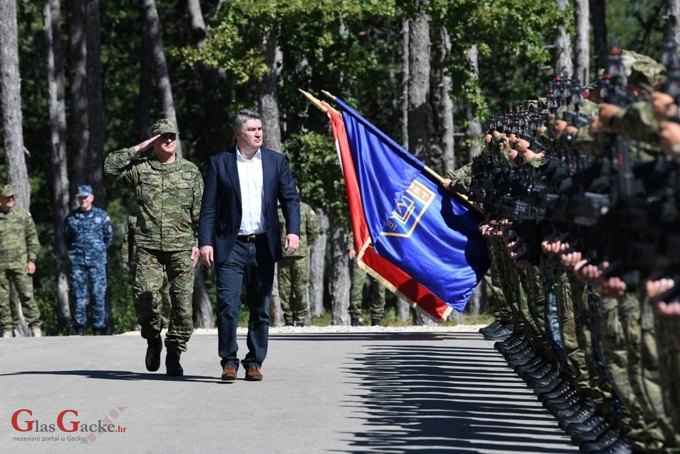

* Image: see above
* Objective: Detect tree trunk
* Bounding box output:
[467,280,486,316]
[401,18,409,149]
[186,0,223,151]
[309,208,328,318]
[85,0,105,205]
[141,0,181,156]
[259,25,282,151]
[555,0,574,77]
[669,1,680,44]
[192,263,214,328]
[259,24,284,326]
[330,225,350,325]
[68,0,89,196]
[0,0,30,208]
[590,0,608,71]
[466,45,482,159]
[44,0,72,333]
[269,269,284,327]
[395,18,412,323]
[139,15,152,139]
[414,309,436,325]
[184,0,216,327]
[1,0,30,336]
[574,0,590,86]
[407,4,431,164]
[439,27,454,173]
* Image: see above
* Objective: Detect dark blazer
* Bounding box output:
[198,147,300,264]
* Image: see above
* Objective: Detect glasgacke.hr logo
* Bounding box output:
[10,407,128,444]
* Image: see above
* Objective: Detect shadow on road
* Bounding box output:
[334,339,575,454]
[0,369,221,383]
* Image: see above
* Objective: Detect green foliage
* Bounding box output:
[608,0,666,62]
[439,0,564,120]
[109,266,137,334]
[283,132,348,226]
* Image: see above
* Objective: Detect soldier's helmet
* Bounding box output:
[0,184,14,197]
[151,119,179,136]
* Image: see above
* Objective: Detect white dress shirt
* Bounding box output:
[236,147,265,235]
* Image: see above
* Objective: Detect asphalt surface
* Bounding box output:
[0,328,578,454]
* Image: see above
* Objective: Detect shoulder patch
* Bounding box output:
[182,172,194,180]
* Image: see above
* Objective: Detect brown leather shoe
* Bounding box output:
[221,365,237,381]
[245,365,263,381]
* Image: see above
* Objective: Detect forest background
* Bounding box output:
[0,0,672,335]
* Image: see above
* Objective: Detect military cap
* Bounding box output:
[0,184,14,197]
[75,184,93,198]
[151,119,179,135]
[620,50,658,75]
[628,61,666,93]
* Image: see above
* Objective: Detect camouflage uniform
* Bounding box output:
[277,201,320,325]
[346,231,386,324]
[121,215,171,329]
[0,185,41,332]
[64,189,113,332]
[104,120,203,354]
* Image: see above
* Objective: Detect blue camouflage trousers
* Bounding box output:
[69,261,107,329]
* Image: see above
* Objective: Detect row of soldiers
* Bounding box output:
[443,39,680,454]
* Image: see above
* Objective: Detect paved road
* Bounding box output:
[0,328,578,454]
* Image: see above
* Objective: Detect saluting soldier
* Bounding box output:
[105,119,203,376]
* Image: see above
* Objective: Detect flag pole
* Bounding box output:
[298,89,327,113]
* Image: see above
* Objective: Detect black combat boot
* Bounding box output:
[145,336,163,372]
[166,351,184,376]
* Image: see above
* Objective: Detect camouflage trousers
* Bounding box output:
[637,290,679,452]
[69,261,107,329]
[134,248,194,353]
[656,311,680,446]
[613,293,666,452]
[496,240,541,339]
[486,241,512,323]
[489,238,522,327]
[522,264,550,353]
[0,268,40,330]
[590,293,666,451]
[549,255,581,378]
[592,295,640,437]
[278,255,310,323]
[130,266,171,330]
[349,259,385,320]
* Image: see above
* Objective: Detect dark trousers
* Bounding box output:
[216,237,275,369]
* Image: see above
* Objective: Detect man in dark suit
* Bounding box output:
[199,108,300,381]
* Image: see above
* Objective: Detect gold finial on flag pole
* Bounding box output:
[321,90,336,100]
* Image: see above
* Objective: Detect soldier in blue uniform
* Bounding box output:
[64,185,113,335]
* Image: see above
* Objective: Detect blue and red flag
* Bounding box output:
[324,98,489,320]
